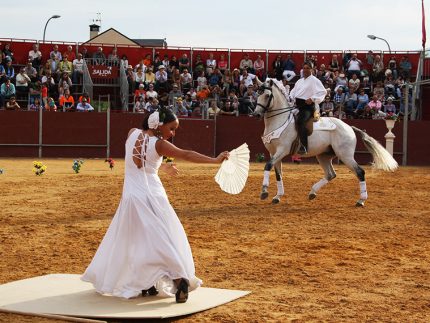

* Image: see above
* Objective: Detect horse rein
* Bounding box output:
[257,84,294,119]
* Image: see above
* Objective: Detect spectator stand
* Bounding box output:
[229,48,267,72]
[267,50,305,80]
[191,47,229,70]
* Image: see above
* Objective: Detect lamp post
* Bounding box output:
[367,34,391,53]
[43,15,61,43]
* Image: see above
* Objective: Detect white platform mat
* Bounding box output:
[0,274,250,319]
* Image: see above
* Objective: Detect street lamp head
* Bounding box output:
[52,15,61,19]
[367,34,377,40]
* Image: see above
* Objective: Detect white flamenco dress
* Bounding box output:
[81,129,202,299]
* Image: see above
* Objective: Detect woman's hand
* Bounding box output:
[216,151,229,163]
[160,163,179,176]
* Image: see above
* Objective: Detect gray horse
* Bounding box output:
[253,78,398,206]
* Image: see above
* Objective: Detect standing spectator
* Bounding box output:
[126,65,135,93]
[231,68,241,93]
[366,50,374,67]
[170,55,179,71]
[162,54,170,72]
[72,53,84,84]
[28,44,42,70]
[193,54,205,77]
[384,72,396,97]
[42,71,57,99]
[239,53,253,72]
[63,45,76,62]
[152,54,162,70]
[81,47,90,59]
[222,70,232,97]
[168,83,182,106]
[24,61,38,82]
[15,67,31,95]
[0,79,16,108]
[399,56,412,79]
[218,54,228,74]
[5,96,20,110]
[321,96,334,117]
[206,53,216,75]
[76,97,94,112]
[253,54,265,80]
[346,54,362,79]
[282,54,296,82]
[272,55,284,80]
[92,47,106,65]
[50,45,62,61]
[178,53,190,72]
[120,54,129,69]
[48,52,60,77]
[372,55,384,83]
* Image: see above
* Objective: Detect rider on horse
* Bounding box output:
[289,61,327,155]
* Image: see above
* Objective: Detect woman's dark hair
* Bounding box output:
[303,60,314,69]
[142,106,177,130]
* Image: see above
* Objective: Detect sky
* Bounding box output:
[2,0,429,51]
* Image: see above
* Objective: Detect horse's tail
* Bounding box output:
[351,126,398,172]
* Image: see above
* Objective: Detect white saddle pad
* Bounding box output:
[313,117,337,131]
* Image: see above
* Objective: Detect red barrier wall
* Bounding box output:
[0,112,428,165]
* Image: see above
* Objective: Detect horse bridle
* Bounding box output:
[257,83,294,119]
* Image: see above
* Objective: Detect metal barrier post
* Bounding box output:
[402,83,409,166]
[106,105,110,159]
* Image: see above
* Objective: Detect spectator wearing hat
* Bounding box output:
[155,65,168,91]
[333,87,346,118]
[76,97,94,112]
[28,44,42,71]
[383,97,396,114]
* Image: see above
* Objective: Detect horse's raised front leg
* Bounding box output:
[272,161,284,204]
[309,153,336,200]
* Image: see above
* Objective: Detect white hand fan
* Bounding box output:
[215,143,250,194]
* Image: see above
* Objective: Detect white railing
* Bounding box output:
[119,60,129,111]
[82,59,94,101]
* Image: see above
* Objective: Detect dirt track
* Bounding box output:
[0,159,429,322]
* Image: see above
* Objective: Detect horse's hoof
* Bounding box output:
[309,193,317,200]
[356,200,365,207]
[260,192,269,200]
[272,197,280,204]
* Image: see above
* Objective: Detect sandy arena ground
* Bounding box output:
[0,158,429,322]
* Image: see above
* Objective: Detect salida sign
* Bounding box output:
[89,65,119,79]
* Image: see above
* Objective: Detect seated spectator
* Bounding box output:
[63,45,76,62]
[144,97,159,113]
[187,87,197,101]
[388,56,398,80]
[107,48,119,66]
[180,68,193,93]
[252,54,265,80]
[0,63,5,83]
[196,70,207,91]
[333,87,345,118]
[161,54,170,72]
[196,85,211,102]
[134,95,146,113]
[178,53,190,72]
[144,67,156,88]
[239,53,253,72]
[45,97,58,112]
[355,88,369,117]
[329,54,340,73]
[28,79,42,104]
[15,67,31,94]
[169,55,179,72]
[92,47,106,65]
[3,43,14,62]
[76,97,94,112]
[134,59,146,73]
[383,96,396,114]
[58,72,72,94]
[399,56,412,79]
[120,54,129,69]
[0,79,16,108]
[134,66,145,89]
[239,69,256,96]
[50,45,62,61]
[142,53,152,67]
[155,65,168,91]
[168,83,182,106]
[365,95,382,119]
[241,84,258,114]
[41,83,48,106]
[348,73,360,93]
[207,100,221,118]
[29,97,43,111]
[344,88,358,118]
[41,71,57,99]
[373,81,385,102]
[24,61,38,82]
[193,54,205,76]
[334,72,348,92]
[78,92,91,104]
[152,54,162,70]
[218,54,228,74]
[346,53,362,79]
[57,56,73,77]
[282,54,296,82]
[272,55,284,80]
[39,61,52,78]
[48,52,60,76]
[208,68,222,89]
[59,89,75,111]
[5,96,20,110]
[4,60,15,81]
[206,53,216,75]
[28,44,42,70]
[372,55,384,83]
[174,97,189,117]
[145,83,158,100]
[72,53,84,84]
[183,93,194,112]
[81,47,90,59]
[384,72,396,97]
[134,84,146,102]
[220,99,238,116]
[321,96,334,117]
[222,70,232,97]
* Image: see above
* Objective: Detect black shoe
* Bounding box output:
[175,279,189,303]
[298,145,308,155]
[142,286,158,297]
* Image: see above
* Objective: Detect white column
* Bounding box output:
[384,119,396,156]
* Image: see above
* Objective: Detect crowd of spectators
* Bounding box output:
[0,42,415,119]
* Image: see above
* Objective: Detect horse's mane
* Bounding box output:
[266,78,290,101]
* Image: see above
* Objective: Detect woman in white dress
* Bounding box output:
[82,107,229,303]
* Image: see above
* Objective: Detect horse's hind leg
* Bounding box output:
[338,156,367,207]
[272,161,284,204]
[309,153,336,200]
